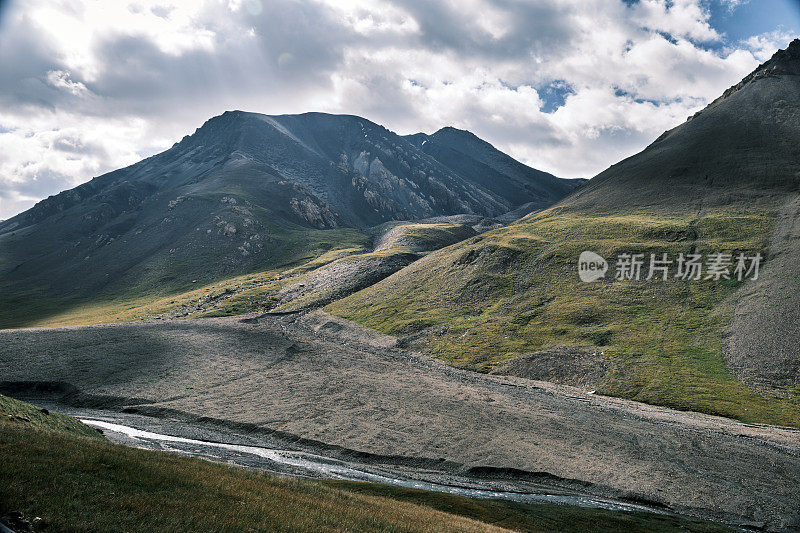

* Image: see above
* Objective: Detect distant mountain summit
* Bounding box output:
[0,111,573,321]
[4,111,572,233]
[406,127,578,211]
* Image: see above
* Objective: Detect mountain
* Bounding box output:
[328,39,800,427]
[0,112,570,327]
[565,38,800,212]
[405,127,581,211]
[3,112,571,233]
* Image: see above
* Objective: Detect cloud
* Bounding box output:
[0,110,157,219]
[0,0,794,219]
[46,70,91,96]
[718,0,749,12]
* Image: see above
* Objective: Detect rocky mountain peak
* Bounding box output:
[718,37,800,101]
[768,37,800,71]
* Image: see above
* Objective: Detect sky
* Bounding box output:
[0,0,799,220]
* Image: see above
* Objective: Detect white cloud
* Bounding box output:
[630,0,719,42]
[719,0,749,12]
[25,1,218,81]
[741,29,798,61]
[45,70,91,96]
[0,0,794,219]
[0,110,165,219]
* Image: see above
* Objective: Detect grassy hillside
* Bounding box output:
[0,394,103,440]
[372,222,477,253]
[0,396,731,532]
[0,218,370,329]
[194,222,479,316]
[0,221,479,328]
[328,206,800,427]
[0,223,370,328]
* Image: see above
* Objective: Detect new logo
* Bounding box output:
[578,251,608,282]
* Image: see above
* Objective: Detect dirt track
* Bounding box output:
[1,311,798,531]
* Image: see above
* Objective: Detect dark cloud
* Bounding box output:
[0,14,67,109]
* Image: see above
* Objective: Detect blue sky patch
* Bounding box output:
[706,0,800,43]
[539,81,575,113]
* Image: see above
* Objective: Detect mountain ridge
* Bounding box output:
[2,111,574,235]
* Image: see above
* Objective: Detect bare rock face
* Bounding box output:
[289,197,338,229]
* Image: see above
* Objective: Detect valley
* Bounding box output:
[0,393,737,533]
[2,38,800,533]
[1,311,798,531]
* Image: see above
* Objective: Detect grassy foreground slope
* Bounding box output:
[0,396,730,532]
[0,394,103,440]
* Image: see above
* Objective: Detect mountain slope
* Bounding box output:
[0,112,569,328]
[564,39,800,213]
[406,126,581,210]
[328,39,800,426]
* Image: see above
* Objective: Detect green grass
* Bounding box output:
[1,227,370,328]
[0,397,733,532]
[373,222,476,252]
[0,394,103,440]
[328,207,800,427]
[2,220,470,327]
